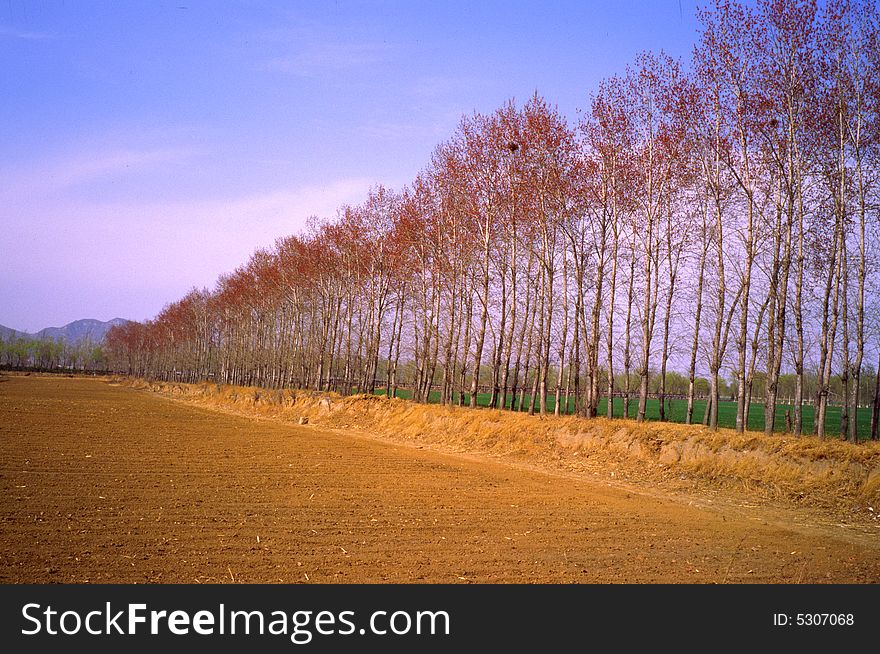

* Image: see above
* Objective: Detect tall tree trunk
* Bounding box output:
[606,227,619,419]
[658,208,680,423]
[538,222,554,417]
[709,191,725,432]
[458,278,474,407]
[734,198,755,433]
[500,236,519,411]
[840,236,850,438]
[743,294,770,432]
[636,216,654,423]
[871,350,880,441]
[623,243,636,420]
[490,255,509,409]
[555,251,570,417]
[792,199,805,438]
[818,221,844,439]
[850,158,867,443]
[510,258,534,412]
[686,223,708,426]
[765,178,792,438]
[390,287,406,400]
[469,231,491,409]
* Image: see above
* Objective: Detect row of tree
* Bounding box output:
[0,336,108,372]
[107,0,880,440]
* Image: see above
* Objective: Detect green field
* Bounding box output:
[375,389,875,440]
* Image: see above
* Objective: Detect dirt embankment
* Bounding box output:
[124,379,880,525]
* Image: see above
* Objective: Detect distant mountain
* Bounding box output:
[0,324,25,341]
[0,318,130,344]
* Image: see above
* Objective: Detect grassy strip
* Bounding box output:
[376,389,876,440]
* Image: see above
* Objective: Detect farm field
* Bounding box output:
[1,374,878,583]
[377,389,876,439]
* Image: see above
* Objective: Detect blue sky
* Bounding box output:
[1,0,701,331]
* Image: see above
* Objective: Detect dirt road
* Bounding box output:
[1,375,877,583]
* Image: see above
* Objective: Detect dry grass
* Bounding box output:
[119,378,880,514]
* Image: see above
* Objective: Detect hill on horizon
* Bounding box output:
[0,318,130,344]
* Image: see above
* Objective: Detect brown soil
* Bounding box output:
[1,374,878,583]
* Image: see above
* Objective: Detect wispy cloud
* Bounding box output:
[251,14,393,77]
[0,25,57,40]
[152,178,377,235]
[4,146,196,197]
[411,76,470,101]
[265,41,392,76]
[58,148,194,189]
[1,177,376,296]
